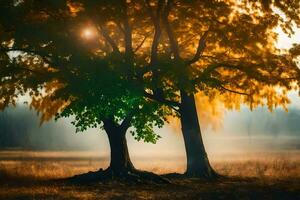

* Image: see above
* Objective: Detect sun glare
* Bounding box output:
[82,28,96,40]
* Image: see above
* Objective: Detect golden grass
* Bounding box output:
[0,151,299,200]
[0,151,300,180]
[212,152,300,179]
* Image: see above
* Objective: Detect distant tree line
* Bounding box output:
[1,106,300,150]
[0,106,89,150]
[229,108,300,137]
[0,107,34,148]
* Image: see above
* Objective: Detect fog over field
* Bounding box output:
[0,102,300,157]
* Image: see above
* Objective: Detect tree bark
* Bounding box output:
[67,119,169,184]
[103,120,135,175]
[180,90,217,178]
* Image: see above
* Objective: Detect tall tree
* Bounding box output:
[0,0,172,182]
[153,0,300,178]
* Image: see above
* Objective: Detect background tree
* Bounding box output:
[150,0,300,178]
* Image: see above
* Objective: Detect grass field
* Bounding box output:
[0,151,300,199]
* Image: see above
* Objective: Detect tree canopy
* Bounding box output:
[0,0,176,144]
[1,0,299,119]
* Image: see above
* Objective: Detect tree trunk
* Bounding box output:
[104,121,135,175]
[180,90,217,178]
[67,119,169,184]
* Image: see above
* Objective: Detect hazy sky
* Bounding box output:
[275,25,300,104]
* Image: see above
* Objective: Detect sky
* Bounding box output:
[275,25,300,106]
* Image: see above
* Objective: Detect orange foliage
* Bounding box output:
[169,91,225,133]
[30,80,70,124]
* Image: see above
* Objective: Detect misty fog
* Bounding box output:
[0,104,300,157]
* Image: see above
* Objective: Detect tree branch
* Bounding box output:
[120,110,135,132]
[133,32,151,53]
[199,62,260,81]
[146,0,164,66]
[121,0,134,61]
[144,91,180,112]
[116,21,125,34]
[0,47,67,72]
[162,0,181,60]
[219,85,250,96]
[186,30,210,65]
[97,25,120,54]
[4,65,46,75]
[198,76,250,96]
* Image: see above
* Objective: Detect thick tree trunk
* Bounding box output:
[180,90,218,178]
[67,119,169,183]
[104,122,135,175]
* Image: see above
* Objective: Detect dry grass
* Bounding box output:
[212,152,300,179]
[0,151,299,199]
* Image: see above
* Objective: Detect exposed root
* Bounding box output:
[131,169,170,184]
[184,169,222,180]
[64,167,170,184]
[163,170,223,181]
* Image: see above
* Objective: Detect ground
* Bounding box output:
[0,151,299,200]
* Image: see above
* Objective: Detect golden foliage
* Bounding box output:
[1,0,299,130]
[67,1,84,16]
[169,91,225,133]
[30,80,70,124]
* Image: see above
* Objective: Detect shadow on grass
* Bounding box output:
[1,171,300,200]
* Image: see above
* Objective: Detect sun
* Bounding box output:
[83,29,92,37]
[81,27,96,40]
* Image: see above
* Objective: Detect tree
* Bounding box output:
[0,0,172,182]
[52,68,171,182]
[153,0,300,178]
